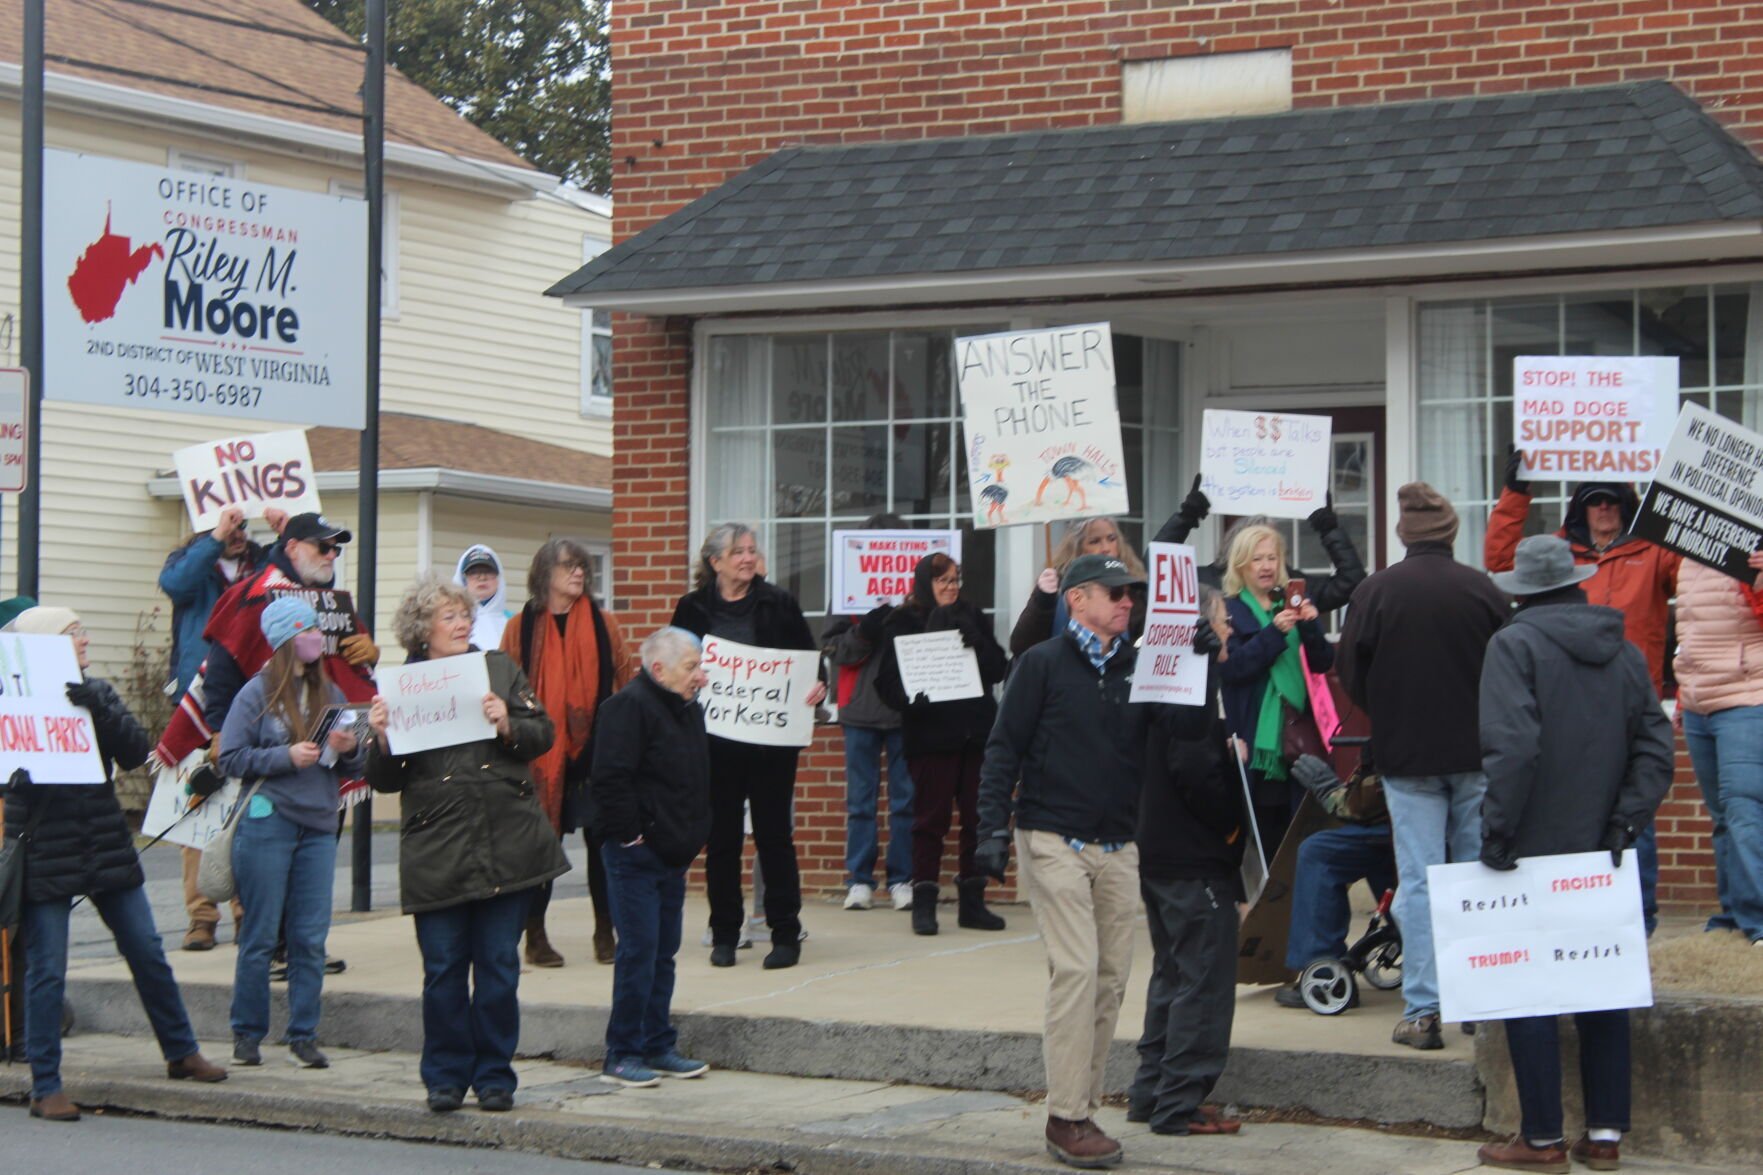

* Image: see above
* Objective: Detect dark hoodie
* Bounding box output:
[874,557,1008,757]
[1478,596,1674,861]
[1138,660,1250,895]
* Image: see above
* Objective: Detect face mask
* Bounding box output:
[292,629,325,664]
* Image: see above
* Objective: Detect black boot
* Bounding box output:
[911,882,939,936]
[957,877,1006,931]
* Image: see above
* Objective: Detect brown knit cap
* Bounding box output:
[1396,481,1459,546]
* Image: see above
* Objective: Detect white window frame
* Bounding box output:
[584,541,613,609]
[329,180,401,319]
[169,149,244,178]
[581,235,613,417]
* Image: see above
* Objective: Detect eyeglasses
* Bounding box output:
[1091,584,1130,602]
[934,574,962,588]
[557,559,586,572]
[65,626,89,639]
[310,540,342,556]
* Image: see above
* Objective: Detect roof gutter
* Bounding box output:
[147,468,612,512]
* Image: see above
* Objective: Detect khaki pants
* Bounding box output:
[1017,828,1140,1121]
[181,845,242,927]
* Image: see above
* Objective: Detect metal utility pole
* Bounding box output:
[16,0,44,596]
[351,0,385,913]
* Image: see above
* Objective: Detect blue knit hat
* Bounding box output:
[262,596,321,652]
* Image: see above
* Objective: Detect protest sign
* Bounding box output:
[378,653,495,755]
[143,755,245,850]
[42,149,366,428]
[1236,792,1329,985]
[1131,542,1208,705]
[956,323,1130,529]
[1513,356,1678,480]
[1199,409,1332,519]
[172,429,321,530]
[830,529,962,613]
[699,636,820,747]
[1428,850,1652,1023]
[1,368,26,493]
[893,630,984,703]
[0,633,107,784]
[1633,402,1763,581]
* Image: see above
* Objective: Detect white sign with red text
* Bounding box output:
[379,652,495,755]
[1,368,27,493]
[1199,409,1332,519]
[830,529,962,613]
[0,634,107,784]
[699,636,820,747]
[1130,542,1209,705]
[172,429,321,530]
[1513,356,1678,480]
[1429,850,1652,1023]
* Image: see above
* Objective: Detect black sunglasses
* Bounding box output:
[1093,584,1129,602]
[314,540,342,556]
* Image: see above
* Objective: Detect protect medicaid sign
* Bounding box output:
[1130,542,1208,705]
[172,429,322,530]
[1633,402,1763,581]
[1513,356,1678,480]
[378,652,496,755]
[0,633,107,784]
[1429,851,1652,1023]
[830,529,961,614]
[698,636,819,747]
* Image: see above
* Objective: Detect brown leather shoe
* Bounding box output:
[1045,1116,1123,1169]
[1571,1136,1621,1171]
[29,1091,81,1121]
[167,1051,229,1083]
[182,920,218,951]
[593,927,616,965]
[525,921,564,968]
[1187,1104,1242,1135]
[1476,1135,1569,1173]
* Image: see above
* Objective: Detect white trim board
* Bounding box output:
[147,468,612,512]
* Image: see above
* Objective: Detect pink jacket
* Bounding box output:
[1674,560,1763,716]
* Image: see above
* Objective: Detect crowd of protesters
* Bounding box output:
[1,445,1742,1173]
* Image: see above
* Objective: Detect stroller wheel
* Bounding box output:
[1362,941,1403,991]
[1298,958,1358,1015]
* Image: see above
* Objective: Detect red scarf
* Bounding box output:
[501,596,616,830]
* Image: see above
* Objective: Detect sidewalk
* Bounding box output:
[1,1031,1734,1174]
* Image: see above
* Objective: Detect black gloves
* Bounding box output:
[857,603,892,642]
[1480,834,1518,872]
[6,768,31,794]
[187,761,226,799]
[1193,617,1223,658]
[1504,445,1531,495]
[1308,493,1338,535]
[1601,819,1637,869]
[974,834,1010,883]
[1290,754,1340,799]
[1177,474,1211,529]
[909,691,932,711]
[65,680,103,712]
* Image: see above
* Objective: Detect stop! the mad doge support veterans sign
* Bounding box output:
[42,149,366,428]
[698,636,820,748]
[1513,356,1678,480]
[1428,850,1652,1024]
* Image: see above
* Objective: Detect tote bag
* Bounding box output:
[196,780,262,904]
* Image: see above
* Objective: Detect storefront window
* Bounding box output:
[1416,283,1763,564]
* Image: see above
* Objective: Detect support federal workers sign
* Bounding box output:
[42,150,366,428]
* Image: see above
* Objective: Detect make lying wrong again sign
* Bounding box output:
[698,636,819,747]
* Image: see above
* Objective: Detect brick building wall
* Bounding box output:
[608,0,1755,906]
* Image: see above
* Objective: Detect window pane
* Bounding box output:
[893,332,953,419]
[1714,283,1761,388]
[955,523,997,620]
[1637,287,1709,389]
[706,335,769,428]
[707,429,768,525]
[591,309,610,330]
[831,333,890,422]
[591,335,612,400]
[1122,425,1144,518]
[1491,300,1559,399]
[831,426,890,514]
[772,335,827,425]
[1562,294,1633,356]
[770,522,827,615]
[773,428,824,518]
[1417,302,1485,402]
[892,421,951,516]
[1114,332,1144,424]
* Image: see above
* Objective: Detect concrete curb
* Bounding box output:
[65,976,1485,1129]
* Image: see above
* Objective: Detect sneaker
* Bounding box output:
[700,925,753,949]
[287,1039,329,1069]
[1476,1135,1569,1173]
[427,1087,465,1113]
[890,882,913,911]
[844,884,875,910]
[1392,1013,1444,1051]
[1570,1136,1622,1171]
[646,1051,710,1079]
[599,1057,660,1088]
[233,1035,262,1067]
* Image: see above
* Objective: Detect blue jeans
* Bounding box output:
[232,808,337,1043]
[1383,772,1486,1020]
[843,725,914,889]
[1684,705,1763,941]
[413,889,532,1094]
[602,840,687,1064]
[23,886,198,1099]
[1285,824,1398,971]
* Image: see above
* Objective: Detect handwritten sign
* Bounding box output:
[378,652,495,755]
[1513,356,1678,479]
[172,429,321,530]
[1130,542,1208,705]
[143,753,246,850]
[831,529,962,614]
[893,630,984,703]
[1633,403,1763,581]
[957,323,1130,529]
[1,368,26,493]
[1429,851,1652,1023]
[1199,409,1331,519]
[699,636,819,747]
[0,634,107,784]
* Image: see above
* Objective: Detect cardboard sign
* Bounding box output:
[143,753,245,850]
[1429,850,1652,1023]
[1513,356,1679,479]
[1199,409,1332,519]
[172,429,321,530]
[830,529,962,614]
[956,323,1130,529]
[1131,542,1209,705]
[378,653,495,754]
[699,636,820,747]
[0,634,107,784]
[0,367,26,493]
[1633,403,1763,581]
[893,630,984,703]
[1236,791,1331,985]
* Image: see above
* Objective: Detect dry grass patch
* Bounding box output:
[1650,928,1763,998]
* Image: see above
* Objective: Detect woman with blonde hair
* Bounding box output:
[1217,524,1334,860]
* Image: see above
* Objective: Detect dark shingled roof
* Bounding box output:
[548,81,1763,301]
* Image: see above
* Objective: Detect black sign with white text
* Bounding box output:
[1632,403,1763,581]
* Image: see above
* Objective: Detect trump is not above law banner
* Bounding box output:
[172,429,322,530]
[1428,851,1652,1023]
[830,529,962,614]
[699,636,819,747]
[1513,356,1678,480]
[1633,403,1763,581]
[0,633,106,784]
[1199,409,1332,519]
[43,150,366,428]
[1130,542,1209,705]
[957,323,1130,529]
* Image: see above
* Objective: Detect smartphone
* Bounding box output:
[1286,577,1308,607]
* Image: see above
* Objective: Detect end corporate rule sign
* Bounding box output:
[1130,542,1208,705]
[1513,356,1678,480]
[1633,403,1763,581]
[42,150,366,429]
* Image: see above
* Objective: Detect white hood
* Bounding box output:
[454,544,511,650]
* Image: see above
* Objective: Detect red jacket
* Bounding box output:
[1484,484,1679,695]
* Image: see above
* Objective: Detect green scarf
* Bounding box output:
[1240,590,1307,782]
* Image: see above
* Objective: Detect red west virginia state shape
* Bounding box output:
[67,207,164,324]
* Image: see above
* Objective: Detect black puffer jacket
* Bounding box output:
[5,677,152,903]
[590,670,713,868]
[874,597,1008,758]
[366,649,570,914]
[1139,661,1249,895]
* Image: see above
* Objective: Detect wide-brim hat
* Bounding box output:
[1490,534,1597,596]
